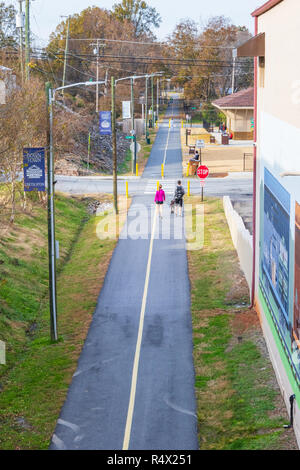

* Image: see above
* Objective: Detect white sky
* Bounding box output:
[5,0,263,46]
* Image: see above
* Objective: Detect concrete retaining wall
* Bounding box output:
[223,196,253,298]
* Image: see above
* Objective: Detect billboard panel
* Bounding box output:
[293,203,300,376]
[260,168,300,382]
[260,168,291,349]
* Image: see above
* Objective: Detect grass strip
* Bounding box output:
[0,193,128,449]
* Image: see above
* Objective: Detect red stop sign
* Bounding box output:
[197,165,209,179]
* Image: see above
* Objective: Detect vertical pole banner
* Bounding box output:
[23,147,45,192]
[122,101,131,119]
[99,111,112,135]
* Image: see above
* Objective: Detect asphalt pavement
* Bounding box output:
[50,102,199,450]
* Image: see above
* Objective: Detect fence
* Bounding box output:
[223,196,253,299]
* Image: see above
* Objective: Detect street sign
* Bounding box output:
[126,136,135,140]
[130,142,141,153]
[122,101,131,119]
[197,165,209,202]
[196,139,205,149]
[23,148,45,192]
[99,111,112,135]
[197,165,209,180]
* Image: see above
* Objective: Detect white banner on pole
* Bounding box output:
[122,101,131,119]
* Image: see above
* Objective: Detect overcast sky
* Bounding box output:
[6,0,262,46]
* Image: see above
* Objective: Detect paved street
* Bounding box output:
[55,171,253,201]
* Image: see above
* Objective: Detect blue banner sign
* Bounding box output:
[23,147,45,192]
[99,111,112,135]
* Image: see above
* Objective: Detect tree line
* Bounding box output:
[0,0,253,223]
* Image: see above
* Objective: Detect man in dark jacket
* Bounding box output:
[174,180,185,216]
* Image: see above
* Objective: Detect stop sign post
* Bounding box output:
[197,165,209,201]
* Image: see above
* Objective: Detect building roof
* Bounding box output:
[212,88,254,109]
[252,0,283,17]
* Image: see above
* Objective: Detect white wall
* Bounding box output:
[255,0,300,447]
[223,196,253,299]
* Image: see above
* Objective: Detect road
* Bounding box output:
[50,102,250,450]
[55,173,252,201]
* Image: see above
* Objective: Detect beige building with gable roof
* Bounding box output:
[212,87,254,141]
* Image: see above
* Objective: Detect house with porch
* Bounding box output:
[212,87,254,141]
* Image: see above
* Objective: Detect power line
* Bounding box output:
[67,37,238,49]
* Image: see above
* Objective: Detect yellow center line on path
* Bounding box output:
[163,126,171,168]
[122,209,158,450]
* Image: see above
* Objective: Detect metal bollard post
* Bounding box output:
[126,181,129,199]
[186,161,190,177]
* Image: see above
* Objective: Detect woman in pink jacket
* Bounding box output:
[154,184,165,218]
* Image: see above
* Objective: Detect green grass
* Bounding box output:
[0,191,123,449]
[188,197,294,450]
[118,148,132,175]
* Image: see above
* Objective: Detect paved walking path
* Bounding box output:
[50,103,198,450]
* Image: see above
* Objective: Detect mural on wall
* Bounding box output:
[292,202,300,375]
[260,169,300,382]
[260,168,291,350]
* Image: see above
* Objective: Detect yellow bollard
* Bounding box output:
[126,181,129,199]
[169,119,171,129]
[186,161,190,177]
[136,163,138,177]
[181,120,183,129]
[188,180,190,197]
[161,164,164,178]
[157,181,159,191]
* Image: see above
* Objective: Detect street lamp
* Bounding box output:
[45,79,106,341]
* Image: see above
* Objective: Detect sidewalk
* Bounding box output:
[50,103,198,450]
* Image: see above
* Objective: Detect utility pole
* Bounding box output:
[232,49,237,94]
[95,40,99,113]
[45,82,58,342]
[111,76,118,214]
[16,0,24,84]
[87,132,91,171]
[156,78,159,123]
[91,40,105,112]
[25,0,30,81]
[62,16,70,99]
[145,75,148,141]
[131,78,136,173]
[151,75,154,126]
[104,69,109,96]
